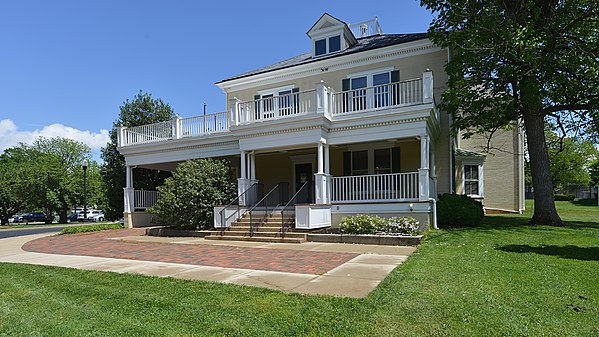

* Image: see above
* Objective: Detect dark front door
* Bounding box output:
[295,163,314,203]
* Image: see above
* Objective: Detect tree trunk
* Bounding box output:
[523,113,563,225]
[59,208,68,224]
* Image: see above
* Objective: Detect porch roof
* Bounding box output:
[456,148,487,158]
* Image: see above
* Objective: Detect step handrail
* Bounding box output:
[219,182,261,235]
[248,182,289,237]
[280,181,311,238]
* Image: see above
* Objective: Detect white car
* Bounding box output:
[88,210,105,222]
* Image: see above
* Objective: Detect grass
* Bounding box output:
[0,200,597,336]
[59,223,124,235]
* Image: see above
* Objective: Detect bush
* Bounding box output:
[149,158,236,230]
[60,223,123,235]
[339,215,420,235]
[554,194,576,201]
[436,193,484,228]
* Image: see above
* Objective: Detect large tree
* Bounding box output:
[545,130,598,190]
[420,0,599,225]
[101,91,174,220]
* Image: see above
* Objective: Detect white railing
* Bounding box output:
[134,190,159,210]
[236,89,317,124]
[121,120,173,146]
[349,17,383,38]
[332,78,423,115]
[180,112,228,137]
[118,112,229,147]
[330,172,419,203]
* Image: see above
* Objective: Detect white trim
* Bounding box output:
[462,162,484,198]
[346,66,394,80]
[257,84,295,96]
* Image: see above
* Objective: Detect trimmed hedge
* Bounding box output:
[437,193,484,228]
[554,194,576,201]
[60,223,124,235]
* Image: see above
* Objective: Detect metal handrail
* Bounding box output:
[248,182,289,237]
[218,182,261,235]
[280,181,311,238]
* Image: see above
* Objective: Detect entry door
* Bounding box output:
[295,163,313,203]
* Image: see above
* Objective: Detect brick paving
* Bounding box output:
[21,229,359,274]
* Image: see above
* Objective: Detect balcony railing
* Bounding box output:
[235,89,317,124]
[118,112,228,147]
[349,17,383,38]
[330,172,419,203]
[134,190,159,210]
[331,78,423,115]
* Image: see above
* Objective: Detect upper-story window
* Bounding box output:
[342,67,400,112]
[254,85,299,120]
[314,35,342,56]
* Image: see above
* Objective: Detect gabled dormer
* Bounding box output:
[306,13,357,57]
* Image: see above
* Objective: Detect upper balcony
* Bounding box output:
[118,71,436,148]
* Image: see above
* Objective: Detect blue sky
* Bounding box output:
[0,0,433,160]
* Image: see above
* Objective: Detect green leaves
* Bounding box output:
[149,158,236,229]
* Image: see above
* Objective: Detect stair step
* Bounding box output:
[205,235,305,244]
[211,231,306,239]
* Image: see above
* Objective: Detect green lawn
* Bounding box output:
[0,201,597,336]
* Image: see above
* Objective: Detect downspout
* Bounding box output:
[429,198,438,229]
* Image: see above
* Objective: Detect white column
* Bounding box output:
[250,152,256,180]
[172,115,182,139]
[124,165,134,214]
[317,142,324,174]
[240,151,247,179]
[324,144,330,203]
[419,136,430,201]
[315,139,328,204]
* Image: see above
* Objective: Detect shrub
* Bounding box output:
[149,158,236,230]
[60,223,123,235]
[381,217,420,235]
[554,194,576,201]
[436,193,484,228]
[339,215,420,235]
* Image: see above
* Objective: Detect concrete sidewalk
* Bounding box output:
[0,231,416,298]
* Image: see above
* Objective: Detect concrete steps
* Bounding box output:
[207,210,303,243]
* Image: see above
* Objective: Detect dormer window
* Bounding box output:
[307,13,357,58]
[314,35,341,56]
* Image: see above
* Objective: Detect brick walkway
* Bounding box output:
[22,229,359,274]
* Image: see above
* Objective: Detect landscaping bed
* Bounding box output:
[308,228,422,246]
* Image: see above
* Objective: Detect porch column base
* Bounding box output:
[238,178,259,206]
[418,168,430,201]
[123,212,133,229]
[314,173,330,204]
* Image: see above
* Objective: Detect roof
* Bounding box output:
[217,33,429,84]
[456,149,487,158]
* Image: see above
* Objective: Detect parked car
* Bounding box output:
[76,210,91,221]
[67,212,79,222]
[88,210,105,222]
[19,212,53,223]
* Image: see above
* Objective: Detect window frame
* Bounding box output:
[462,162,484,198]
[313,34,343,57]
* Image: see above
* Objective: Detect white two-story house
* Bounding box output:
[117,14,525,235]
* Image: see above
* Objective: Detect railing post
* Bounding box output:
[117,126,125,147]
[315,81,329,116]
[419,135,430,201]
[423,70,433,103]
[229,98,241,126]
[172,115,182,139]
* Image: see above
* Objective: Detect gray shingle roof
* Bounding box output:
[217,33,429,84]
[456,149,487,158]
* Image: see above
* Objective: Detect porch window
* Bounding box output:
[352,150,368,175]
[343,147,400,176]
[464,164,482,196]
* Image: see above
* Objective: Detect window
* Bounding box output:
[314,35,342,56]
[343,68,398,112]
[315,39,327,56]
[374,149,391,174]
[351,151,368,175]
[464,164,482,196]
[343,147,400,176]
[329,35,341,52]
[255,85,298,119]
